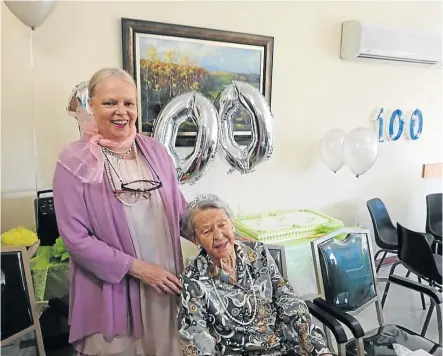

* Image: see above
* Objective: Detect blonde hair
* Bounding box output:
[88,67,136,98]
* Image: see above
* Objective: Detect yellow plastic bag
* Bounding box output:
[1,226,38,246]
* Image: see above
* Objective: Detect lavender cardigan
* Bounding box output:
[52,135,187,344]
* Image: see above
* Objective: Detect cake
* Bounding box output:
[234,209,344,243]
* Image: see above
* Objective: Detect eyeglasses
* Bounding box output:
[104,152,163,204]
[113,179,163,203]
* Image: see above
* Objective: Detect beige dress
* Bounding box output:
[75,155,181,356]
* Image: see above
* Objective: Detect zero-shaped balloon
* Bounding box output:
[153,92,219,185]
[67,81,90,116]
[215,81,275,174]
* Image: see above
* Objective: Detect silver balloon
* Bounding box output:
[215,81,274,174]
[66,81,91,116]
[343,127,379,177]
[153,92,219,185]
[319,129,346,173]
[5,1,56,29]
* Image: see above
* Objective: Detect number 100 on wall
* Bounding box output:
[373,108,423,142]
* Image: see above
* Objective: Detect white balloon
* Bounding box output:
[343,127,379,177]
[5,0,56,29]
[319,129,346,173]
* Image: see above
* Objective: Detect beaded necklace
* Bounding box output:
[103,144,148,207]
[210,258,257,326]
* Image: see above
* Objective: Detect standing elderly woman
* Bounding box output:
[53,67,187,356]
[178,194,334,356]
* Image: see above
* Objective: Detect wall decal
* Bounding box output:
[373,108,423,142]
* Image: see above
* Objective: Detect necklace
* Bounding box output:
[211,266,257,326]
[103,144,134,159]
[220,255,236,277]
[103,144,148,207]
[103,144,134,170]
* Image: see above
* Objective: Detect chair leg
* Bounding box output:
[417,276,427,310]
[375,250,388,273]
[337,343,347,356]
[436,302,442,345]
[421,302,435,337]
[381,261,402,308]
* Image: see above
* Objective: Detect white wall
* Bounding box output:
[1,1,442,234]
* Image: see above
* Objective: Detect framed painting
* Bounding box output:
[122,18,274,147]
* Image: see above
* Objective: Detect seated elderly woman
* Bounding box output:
[178,194,333,356]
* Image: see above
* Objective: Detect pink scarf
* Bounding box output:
[58,106,137,184]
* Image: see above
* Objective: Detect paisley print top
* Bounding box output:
[178,241,332,356]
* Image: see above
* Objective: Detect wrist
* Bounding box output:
[129,259,143,278]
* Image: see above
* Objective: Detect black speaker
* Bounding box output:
[34,190,59,246]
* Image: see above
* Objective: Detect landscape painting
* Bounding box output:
[122,19,274,146]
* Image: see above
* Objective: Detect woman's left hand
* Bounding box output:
[130,259,182,294]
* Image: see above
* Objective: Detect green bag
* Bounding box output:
[30,238,70,302]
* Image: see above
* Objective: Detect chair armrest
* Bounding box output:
[305,300,348,344]
[48,297,69,319]
[428,228,442,240]
[313,298,365,339]
[388,275,442,304]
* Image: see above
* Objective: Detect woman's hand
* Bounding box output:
[129,259,182,295]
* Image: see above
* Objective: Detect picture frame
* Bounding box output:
[1,246,45,356]
[122,18,274,147]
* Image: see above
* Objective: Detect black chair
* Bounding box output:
[309,228,442,356]
[427,193,442,254]
[366,198,399,272]
[382,223,442,338]
[265,244,349,355]
[367,198,436,311]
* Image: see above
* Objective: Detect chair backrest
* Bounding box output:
[266,244,288,280]
[397,223,441,283]
[311,228,383,324]
[426,193,442,235]
[366,198,397,249]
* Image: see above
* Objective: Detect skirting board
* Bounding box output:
[422,163,442,178]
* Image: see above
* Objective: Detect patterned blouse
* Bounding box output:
[178,241,332,356]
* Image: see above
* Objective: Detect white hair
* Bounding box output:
[88,67,135,98]
[182,194,233,241]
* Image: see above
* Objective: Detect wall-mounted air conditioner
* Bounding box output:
[340,20,442,66]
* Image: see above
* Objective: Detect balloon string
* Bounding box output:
[237,173,244,218]
[30,29,38,196]
[355,176,360,227]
